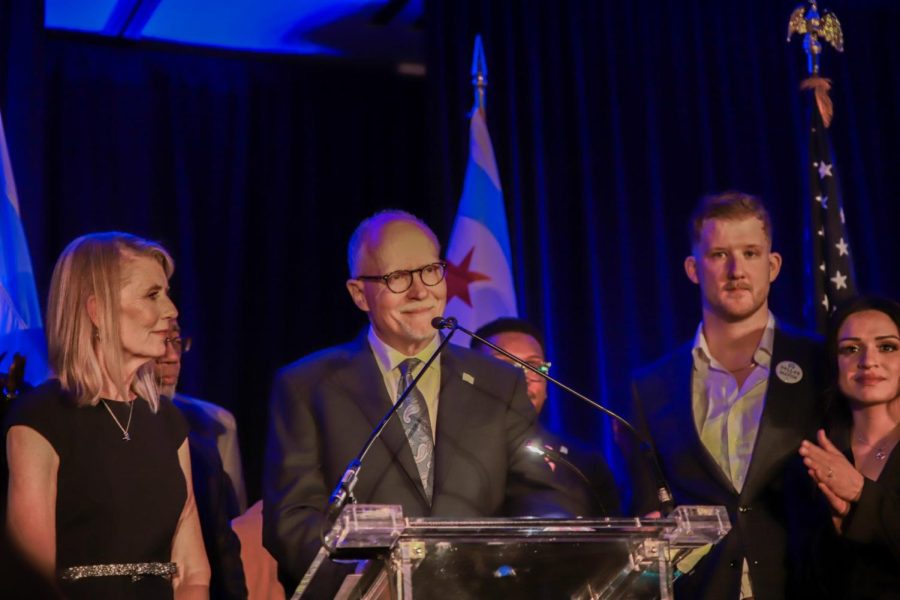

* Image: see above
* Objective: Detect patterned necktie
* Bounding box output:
[397,358,434,502]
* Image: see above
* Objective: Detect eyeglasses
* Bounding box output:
[356,262,448,294]
[511,360,552,379]
[164,336,192,354]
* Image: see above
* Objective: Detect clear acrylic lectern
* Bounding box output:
[320,504,730,599]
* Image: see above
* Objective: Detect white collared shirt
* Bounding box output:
[691,312,776,600]
[367,327,441,436]
[691,312,775,492]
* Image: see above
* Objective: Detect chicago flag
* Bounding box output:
[0,110,49,382]
[444,106,517,340]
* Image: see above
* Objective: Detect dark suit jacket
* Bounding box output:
[805,420,900,599]
[628,327,824,600]
[534,427,621,517]
[174,398,248,599]
[263,333,575,594]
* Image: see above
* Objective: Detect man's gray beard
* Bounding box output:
[159,383,177,399]
[401,323,438,345]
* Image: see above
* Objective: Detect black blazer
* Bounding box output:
[262,333,575,594]
[629,327,824,600]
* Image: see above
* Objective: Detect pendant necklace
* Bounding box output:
[855,430,897,462]
[101,399,134,441]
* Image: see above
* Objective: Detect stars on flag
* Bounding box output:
[817,161,833,179]
[835,238,849,257]
[808,102,855,331]
[830,270,848,290]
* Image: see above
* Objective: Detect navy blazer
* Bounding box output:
[262,333,574,594]
[629,327,824,600]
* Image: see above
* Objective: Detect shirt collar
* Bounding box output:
[367,326,442,373]
[692,312,776,370]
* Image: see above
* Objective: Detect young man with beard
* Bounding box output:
[629,192,824,600]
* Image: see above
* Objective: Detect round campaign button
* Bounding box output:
[775,361,803,384]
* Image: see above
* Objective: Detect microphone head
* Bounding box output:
[524,442,546,457]
[431,316,458,330]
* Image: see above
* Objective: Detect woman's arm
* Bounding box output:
[6,425,59,578]
[171,440,211,600]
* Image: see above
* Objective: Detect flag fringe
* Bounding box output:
[800,76,834,128]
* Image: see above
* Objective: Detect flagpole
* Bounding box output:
[788,1,856,331]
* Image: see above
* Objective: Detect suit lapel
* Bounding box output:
[332,335,427,502]
[432,346,480,503]
[741,330,810,501]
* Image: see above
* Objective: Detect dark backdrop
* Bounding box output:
[3,0,899,505]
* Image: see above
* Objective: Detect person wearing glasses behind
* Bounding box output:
[4,232,209,598]
[798,296,900,599]
[263,210,577,597]
[155,321,248,599]
[471,317,621,516]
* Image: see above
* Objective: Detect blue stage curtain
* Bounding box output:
[2,0,900,505]
[425,0,900,507]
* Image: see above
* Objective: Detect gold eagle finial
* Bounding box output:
[787,1,844,74]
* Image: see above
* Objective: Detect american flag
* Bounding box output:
[808,94,856,332]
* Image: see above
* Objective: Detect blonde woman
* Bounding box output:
[5,232,210,599]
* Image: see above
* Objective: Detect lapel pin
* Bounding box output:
[775,361,803,384]
[462,372,475,385]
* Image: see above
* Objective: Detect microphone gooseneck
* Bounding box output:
[323,325,458,528]
[435,315,675,515]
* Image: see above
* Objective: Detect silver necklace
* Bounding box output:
[855,433,895,461]
[101,399,134,441]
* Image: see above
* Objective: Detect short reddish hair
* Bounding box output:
[689,191,773,249]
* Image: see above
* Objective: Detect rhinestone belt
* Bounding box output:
[60,562,177,582]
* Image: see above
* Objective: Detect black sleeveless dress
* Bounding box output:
[5,380,188,599]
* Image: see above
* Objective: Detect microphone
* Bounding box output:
[323,325,459,527]
[430,316,457,330]
[295,327,461,598]
[435,316,674,515]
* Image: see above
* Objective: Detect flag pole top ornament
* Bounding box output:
[788,1,844,127]
[787,1,844,76]
[470,34,488,113]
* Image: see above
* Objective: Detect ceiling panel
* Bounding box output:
[43,0,424,61]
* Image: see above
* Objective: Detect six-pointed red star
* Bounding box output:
[446,247,491,307]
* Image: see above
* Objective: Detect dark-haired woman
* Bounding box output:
[799,295,900,599]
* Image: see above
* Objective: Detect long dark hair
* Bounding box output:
[826,295,900,432]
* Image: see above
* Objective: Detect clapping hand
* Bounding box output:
[799,429,865,527]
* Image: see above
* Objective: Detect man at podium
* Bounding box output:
[262,210,577,596]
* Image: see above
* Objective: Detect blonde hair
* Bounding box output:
[46,232,175,411]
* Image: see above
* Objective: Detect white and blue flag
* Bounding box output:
[445,106,517,339]
[0,110,49,382]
